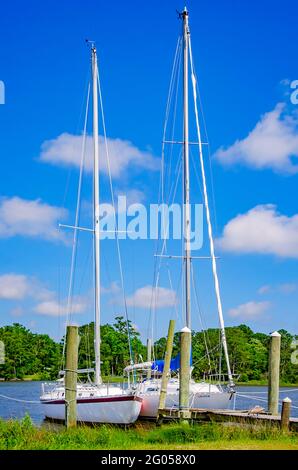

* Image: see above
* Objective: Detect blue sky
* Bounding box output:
[0,0,298,343]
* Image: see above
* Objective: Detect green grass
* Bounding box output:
[0,416,297,450]
[23,374,43,381]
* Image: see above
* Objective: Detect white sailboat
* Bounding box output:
[131,7,235,418]
[40,44,142,424]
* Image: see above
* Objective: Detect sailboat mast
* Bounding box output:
[186,17,234,387]
[91,45,101,385]
[182,8,191,330]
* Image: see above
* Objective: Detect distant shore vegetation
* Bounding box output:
[0,318,297,384]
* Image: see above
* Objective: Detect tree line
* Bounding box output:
[0,319,297,384]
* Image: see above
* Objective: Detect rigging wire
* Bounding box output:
[189,34,233,386]
[194,70,218,234]
[148,36,182,349]
[150,153,182,361]
[57,69,91,354]
[61,83,90,368]
[97,69,134,367]
[163,37,183,203]
[190,263,212,374]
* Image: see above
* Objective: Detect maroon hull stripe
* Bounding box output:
[41,395,142,405]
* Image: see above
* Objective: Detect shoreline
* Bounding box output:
[1,378,298,387]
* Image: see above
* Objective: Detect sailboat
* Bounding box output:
[40,44,142,424]
[130,7,235,418]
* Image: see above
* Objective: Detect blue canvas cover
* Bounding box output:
[151,353,192,372]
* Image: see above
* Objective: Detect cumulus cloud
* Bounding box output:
[39,133,159,178]
[115,189,146,207]
[277,283,297,294]
[0,273,54,301]
[0,274,31,300]
[214,103,298,173]
[258,285,271,295]
[33,297,86,317]
[0,197,67,242]
[126,285,177,309]
[217,204,298,258]
[101,281,121,295]
[229,301,271,319]
[258,283,297,295]
[0,272,87,317]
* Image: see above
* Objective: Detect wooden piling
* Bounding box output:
[268,331,281,416]
[147,338,152,380]
[65,325,79,428]
[158,320,176,414]
[179,326,191,421]
[281,397,292,431]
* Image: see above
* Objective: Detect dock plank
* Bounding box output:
[157,408,298,430]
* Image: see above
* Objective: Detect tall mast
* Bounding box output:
[182,8,191,330]
[187,16,234,387]
[91,45,101,385]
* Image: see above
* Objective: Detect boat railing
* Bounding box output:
[203,373,239,388]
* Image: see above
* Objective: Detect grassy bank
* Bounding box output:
[0,416,297,450]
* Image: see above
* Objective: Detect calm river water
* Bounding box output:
[0,381,297,425]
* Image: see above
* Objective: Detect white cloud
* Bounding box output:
[217,204,298,258]
[0,274,31,300]
[0,197,67,242]
[0,273,55,302]
[126,285,177,309]
[116,189,146,208]
[101,281,121,295]
[258,283,297,295]
[0,272,87,317]
[39,133,159,178]
[258,285,271,295]
[278,283,297,294]
[33,297,86,317]
[229,301,270,319]
[215,103,298,173]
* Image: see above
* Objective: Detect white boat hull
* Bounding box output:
[138,379,234,418]
[41,383,142,424]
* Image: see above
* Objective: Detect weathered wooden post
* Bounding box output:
[147,338,152,380]
[158,319,176,416]
[179,326,191,422]
[281,397,292,431]
[268,331,281,416]
[65,325,79,428]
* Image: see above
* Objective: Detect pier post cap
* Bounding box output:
[180,326,191,333]
[283,397,292,403]
[270,331,281,337]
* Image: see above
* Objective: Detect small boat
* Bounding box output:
[138,379,232,418]
[40,43,142,424]
[41,382,142,424]
[132,7,235,418]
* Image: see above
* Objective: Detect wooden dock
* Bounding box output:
[157,408,298,431]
